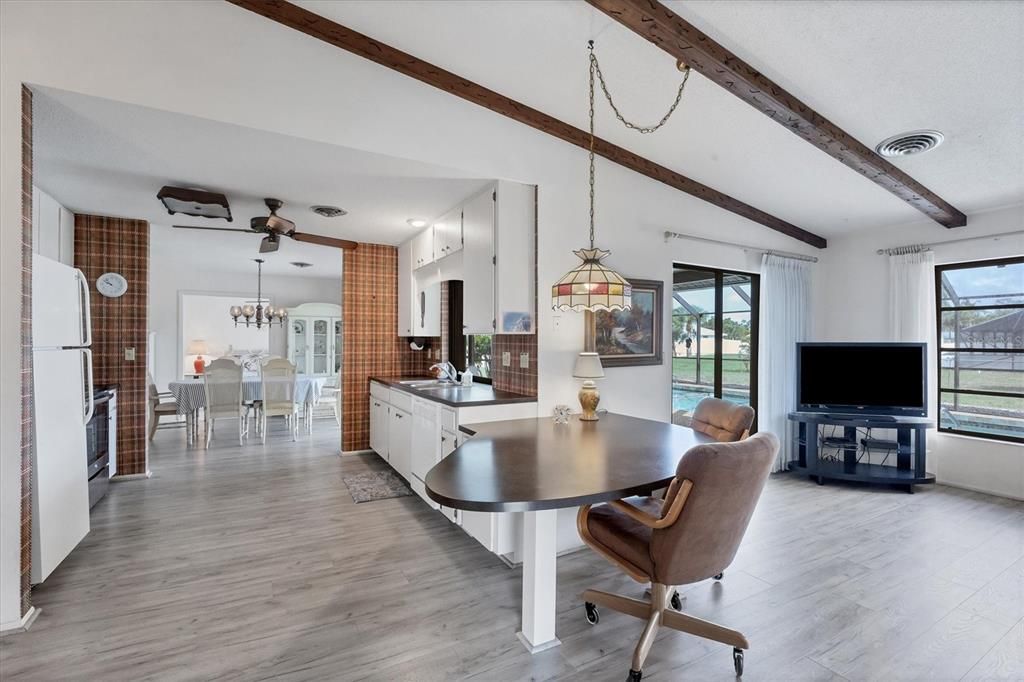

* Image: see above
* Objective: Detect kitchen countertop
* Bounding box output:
[369,376,536,408]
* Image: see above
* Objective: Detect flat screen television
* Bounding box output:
[797,343,927,417]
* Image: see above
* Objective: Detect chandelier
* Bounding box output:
[230,258,287,328]
[552,41,691,312]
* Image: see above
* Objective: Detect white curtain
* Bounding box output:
[889,250,937,418]
[758,254,812,472]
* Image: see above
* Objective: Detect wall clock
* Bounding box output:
[96,272,128,298]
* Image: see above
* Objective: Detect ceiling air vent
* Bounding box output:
[875,130,944,158]
[311,205,347,218]
[290,261,313,269]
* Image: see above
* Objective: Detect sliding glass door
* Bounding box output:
[671,265,759,425]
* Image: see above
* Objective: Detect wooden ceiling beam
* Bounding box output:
[227,0,827,248]
[587,0,966,229]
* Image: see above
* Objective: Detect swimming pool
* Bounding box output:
[672,385,749,413]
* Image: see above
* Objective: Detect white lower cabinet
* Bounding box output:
[368,381,535,561]
[388,407,411,481]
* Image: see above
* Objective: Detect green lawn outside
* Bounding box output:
[672,354,750,388]
[941,368,1022,411]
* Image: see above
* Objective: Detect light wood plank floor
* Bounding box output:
[3,422,1022,681]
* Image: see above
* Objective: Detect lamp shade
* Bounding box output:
[187,339,209,355]
[573,352,605,380]
[552,248,632,312]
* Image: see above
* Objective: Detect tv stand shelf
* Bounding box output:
[787,412,935,493]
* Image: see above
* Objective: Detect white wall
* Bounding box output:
[148,227,341,390]
[814,204,1024,499]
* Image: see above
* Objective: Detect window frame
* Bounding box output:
[934,255,1024,444]
[446,281,492,385]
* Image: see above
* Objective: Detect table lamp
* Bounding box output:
[187,339,209,374]
[573,352,604,421]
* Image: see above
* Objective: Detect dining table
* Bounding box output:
[168,375,328,444]
[425,412,715,654]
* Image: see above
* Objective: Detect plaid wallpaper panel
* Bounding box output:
[20,85,34,617]
[342,244,434,451]
[74,215,150,476]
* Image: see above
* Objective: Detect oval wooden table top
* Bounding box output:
[425,413,716,512]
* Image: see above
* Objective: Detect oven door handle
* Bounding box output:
[82,348,95,425]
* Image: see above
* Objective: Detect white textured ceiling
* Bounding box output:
[32,86,492,274]
[296,0,1024,235]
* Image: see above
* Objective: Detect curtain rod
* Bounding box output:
[663,230,819,263]
[877,229,1024,256]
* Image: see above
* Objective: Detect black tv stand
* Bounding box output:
[787,412,935,493]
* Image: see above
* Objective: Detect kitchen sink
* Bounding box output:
[398,379,453,388]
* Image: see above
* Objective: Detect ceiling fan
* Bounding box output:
[173,198,357,253]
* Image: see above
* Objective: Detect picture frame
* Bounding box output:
[584,278,663,367]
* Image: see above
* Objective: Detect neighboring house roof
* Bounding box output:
[962,310,1024,335]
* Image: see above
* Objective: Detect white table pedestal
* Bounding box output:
[516,508,560,653]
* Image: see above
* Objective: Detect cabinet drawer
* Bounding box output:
[439,407,457,432]
[389,390,413,413]
[410,476,439,510]
[370,381,390,401]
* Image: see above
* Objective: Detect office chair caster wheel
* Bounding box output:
[714,572,724,580]
[584,602,600,625]
[733,648,744,676]
[670,590,682,611]
[626,669,642,682]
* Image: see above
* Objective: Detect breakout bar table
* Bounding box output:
[425,413,714,653]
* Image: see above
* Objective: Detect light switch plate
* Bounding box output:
[124,347,136,361]
[520,353,529,369]
[502,351,511,367]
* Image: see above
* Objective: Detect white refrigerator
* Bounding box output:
[31,254,93,583]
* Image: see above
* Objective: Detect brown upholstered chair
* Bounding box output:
[690,397,755,442]
[577,432,779,681]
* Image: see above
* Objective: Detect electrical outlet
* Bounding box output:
[502,351,511,367]
[124,347,136,361]
[520,353,529,369]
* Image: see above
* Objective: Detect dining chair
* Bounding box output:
[314,371,342,427]
[260,358,299,443]
[689,397,755,442]
[203,358,247,446]
[146,372,180,441]
[577,432,779,681]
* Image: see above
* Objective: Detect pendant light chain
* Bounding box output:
[588,41,597,250]
[590,45,691,135]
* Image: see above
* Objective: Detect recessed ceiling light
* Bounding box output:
[407,218,427,228]
[290,261,313,268]
[311,205,347,218]
[875,130,945,158]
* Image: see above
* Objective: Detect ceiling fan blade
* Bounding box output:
[266,214,295,233]
[259,235,280,253]
[290,232,358,250]
[173,225,255,233]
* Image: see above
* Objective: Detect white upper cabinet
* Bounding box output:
[413,280,441,337]
[33,186,75,267]
[397,240,414,337]
[412,226,434,270]
[433,207,463,261]
[462,188,496,334]
[493,181,536,334]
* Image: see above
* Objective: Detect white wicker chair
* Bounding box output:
[203,358,247,447]
[260,358,299,443]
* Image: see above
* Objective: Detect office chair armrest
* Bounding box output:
[608,479,693,530]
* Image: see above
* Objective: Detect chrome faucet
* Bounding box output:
[429,361,459,383]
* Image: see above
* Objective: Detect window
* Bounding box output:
[936,256,1023,443]
[447,281,492,384]
[671,264,759,427]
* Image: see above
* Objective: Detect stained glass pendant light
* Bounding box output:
[552,42,631,312]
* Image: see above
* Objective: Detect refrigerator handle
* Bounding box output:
[76,268,92,347]
[82,348,95,425]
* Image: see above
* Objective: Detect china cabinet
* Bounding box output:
[286,302,342,378]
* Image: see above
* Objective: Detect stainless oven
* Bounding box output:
[86,387,115,508]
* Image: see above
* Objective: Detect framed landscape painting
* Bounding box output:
[585,278,663,367]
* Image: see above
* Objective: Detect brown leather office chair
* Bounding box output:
[577,432,779,681]
[690,396,755,441]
